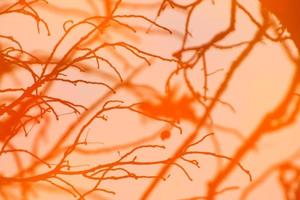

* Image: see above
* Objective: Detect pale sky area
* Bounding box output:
[0,1,299,200]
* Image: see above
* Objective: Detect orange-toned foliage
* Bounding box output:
[1,0,300,200]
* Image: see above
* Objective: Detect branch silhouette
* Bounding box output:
[1,0,300,200]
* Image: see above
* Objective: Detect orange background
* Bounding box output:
[0,0,299,199]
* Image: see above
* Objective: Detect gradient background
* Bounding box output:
[0,0,299,199]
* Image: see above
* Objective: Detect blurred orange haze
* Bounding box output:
[0,1,300,200]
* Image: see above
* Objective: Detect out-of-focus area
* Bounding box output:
[0,0,300,200]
